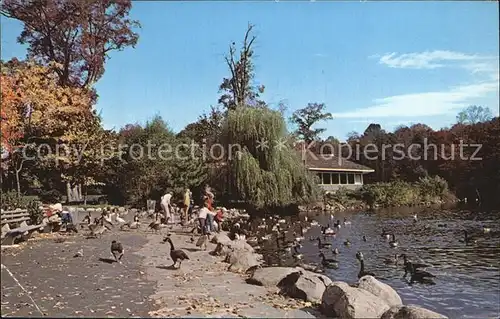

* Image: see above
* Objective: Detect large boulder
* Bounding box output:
[381,305,448,319]
[278,271,329,303]
[226,250,260,273]
[358,275,402,307]
[228,239,254,253]
[210,233,232,245]
[247,267,302,287]
[321,281,390,319]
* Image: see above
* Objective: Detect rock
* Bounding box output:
[277,270,332,303]
[321,281,390,319]
[358,275,402,307]
[381,305,448,319]
[248,267,302,287]
[226,250,260,273]
[227,240,254,253]
[210,233,232,245]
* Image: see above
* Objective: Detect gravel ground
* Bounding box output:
[1,231,157,318]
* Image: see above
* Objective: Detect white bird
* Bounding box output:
[278,219,286,224]
[310,220,319,226]
[413,214,418,222]
[115,214,126,224]
[324,227,335,235]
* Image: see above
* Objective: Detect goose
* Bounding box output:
[399,254,430,277]
[356,252,375,278]
[383,254,399,265]
[343,218,351,226]
[148,220,161,233]
[381,229,391,239]
[319,252,338,269]
[323,225,335,236]
[310,220,319,226]
[407,262,435,285]
[110,240,124,263]
[343,239,351,246]
[164,236,189,269]
[389,234,398,247]
[317,237,332,249]
[362,235,367,242]
[333,220,341,229]
[332,247,339,255]
[292,244,303,260]
[459,230,477,244]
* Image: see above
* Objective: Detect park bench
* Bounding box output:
[1,209,44,245]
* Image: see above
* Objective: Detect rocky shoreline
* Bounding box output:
[141,229,448,319]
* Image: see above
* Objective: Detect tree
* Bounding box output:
[1,0,140,88]
[177,105,224,145]
[0,59,101,198]
[224,107,321,211]
[456,105,493,125]
[289,103,333,144]
[218,24,265,110]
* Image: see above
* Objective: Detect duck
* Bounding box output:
[343,239,351,246]
[332,247,339,255]
[333,220,341,229]
[310,220,319,227]
[317,237,332,249]
[384,254,399,265]
[323,225,335,236]
[413,214,418,222]
[389,234,398,247]
[164,236,189,269]
[459,230,477,244]
[319,252,339,269]
[148,220,161,233]
[115,213,126,224]
[292,244,303,260]
[483,227,491,233]
[356,252,375,278]
[343,218,351,226]
[362,235,367,242]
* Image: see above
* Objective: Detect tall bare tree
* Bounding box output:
[218,23,265,110]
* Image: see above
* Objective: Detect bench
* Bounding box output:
[1,209,44,245]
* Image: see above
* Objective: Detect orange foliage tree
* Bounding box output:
[1,59,107,197]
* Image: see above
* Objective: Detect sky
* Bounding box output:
[1,1,499,141]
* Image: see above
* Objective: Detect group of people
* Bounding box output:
[159,184,224,234]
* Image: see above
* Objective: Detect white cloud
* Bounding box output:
[332,80,498,118]
[332,50,499,119]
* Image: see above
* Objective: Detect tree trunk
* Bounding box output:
[66,182,72,202]
[84,185,88,206]
[15,168,21,199]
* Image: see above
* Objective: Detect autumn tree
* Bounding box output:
[1,0,140,88]
[456,105,493,125]
[0,59,103,198]
[218,24,265,110]
[289,103,333,144]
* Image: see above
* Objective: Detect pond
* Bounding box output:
[251,205,500,318]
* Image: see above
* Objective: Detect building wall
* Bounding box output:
[320,184,363,192]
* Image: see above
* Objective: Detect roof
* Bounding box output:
[300,151,374,173]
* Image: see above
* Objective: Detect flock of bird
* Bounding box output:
[227,212,494,286]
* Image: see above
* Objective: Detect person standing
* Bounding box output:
[198,201,210,235]
[183,188,191,222]
[160,191,172,224]
[204,184,214,211]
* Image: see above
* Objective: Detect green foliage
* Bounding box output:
[290,103,333,144]
[0,191,43,224]
[39,189,62,203]
[225,107,321,209]
[360,176,451,207]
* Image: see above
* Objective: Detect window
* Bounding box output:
[322,173,331,185]
[340,173,347,184]
[354,173,362,184]
[317,173,323,184]
[347,173,355,184]
[331,173,339,184]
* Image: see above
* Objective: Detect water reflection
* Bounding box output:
[249,206,500,318]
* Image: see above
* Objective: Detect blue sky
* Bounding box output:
[2,1,499,140]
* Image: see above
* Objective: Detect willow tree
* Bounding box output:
[223,107,321,210]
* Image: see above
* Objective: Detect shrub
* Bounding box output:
[39,189,63,203]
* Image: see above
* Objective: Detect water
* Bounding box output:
[250,206,500,318]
